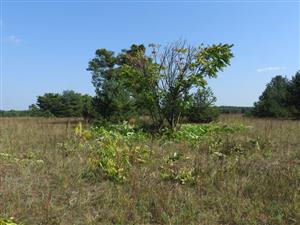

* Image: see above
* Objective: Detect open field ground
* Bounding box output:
[0,115,299,225]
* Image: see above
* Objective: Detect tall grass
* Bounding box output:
[0,116,299,224]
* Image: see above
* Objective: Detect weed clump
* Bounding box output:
[76,122,150,182]
[0,217,23,225]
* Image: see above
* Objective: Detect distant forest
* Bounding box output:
[0,105,252,118]
[2,70,300,121]
[2,70,299,121]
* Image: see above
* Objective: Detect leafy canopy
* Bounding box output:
[35,90,94,118]
[121,41,233,128]
[252,71,300,118]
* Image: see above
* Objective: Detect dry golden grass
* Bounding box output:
[0,116,299,224]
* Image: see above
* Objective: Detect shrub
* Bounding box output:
[187,106,220,123]
[186,87,220,123]
[161,123,248,144]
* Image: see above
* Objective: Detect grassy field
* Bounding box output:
[0,115,299,225]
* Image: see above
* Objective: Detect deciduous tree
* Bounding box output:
[252,76,291,118]
[121,41,233,129]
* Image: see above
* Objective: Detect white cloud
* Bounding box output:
[256,66,286,73]
[7,35,23,44]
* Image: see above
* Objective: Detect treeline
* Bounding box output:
[0,100,254,118]
[218,106,253,114]
[1,87,221,123]
[251,71,300,118]
[0,110,33,117]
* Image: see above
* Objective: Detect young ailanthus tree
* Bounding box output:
[121,41,233,129]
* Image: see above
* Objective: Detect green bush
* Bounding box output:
[161,123,248,144]
[187,106,220,123]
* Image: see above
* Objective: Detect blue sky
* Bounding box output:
[1,0,299,110]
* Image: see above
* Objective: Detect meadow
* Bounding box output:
[0,115,299,225]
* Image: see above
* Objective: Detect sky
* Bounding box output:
[0,0,299,110]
